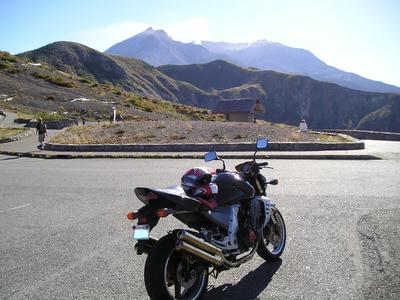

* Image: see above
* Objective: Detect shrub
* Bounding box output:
[234,134,247,139]
[47,77,75,88]
[79,77,92,84]
[169,134,185,140]
[0,51,17,63]
[0,61,11,69]
[32,72,75,87]
[35,112,65,121]
[7,68,21,74]
[32,72,49,79]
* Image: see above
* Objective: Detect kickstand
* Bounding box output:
[209,267,220,279]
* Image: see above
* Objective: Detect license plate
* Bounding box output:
[132,224,150,240]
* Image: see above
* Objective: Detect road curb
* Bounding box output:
[44,139,364,152]
[0,150,381,160]
[319,129,400,141]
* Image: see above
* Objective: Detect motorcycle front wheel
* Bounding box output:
[257,207,286,261]
[144,234,209,300]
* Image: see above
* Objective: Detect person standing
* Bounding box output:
[299,119,308,132]
[36,118,47,150]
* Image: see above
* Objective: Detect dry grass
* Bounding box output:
[50,121,352,145]
[0,128,26,139]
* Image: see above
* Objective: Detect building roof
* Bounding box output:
[214,99,265,114]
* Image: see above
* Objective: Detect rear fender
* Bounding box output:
[135,187,201,211]
[136,203,160,228]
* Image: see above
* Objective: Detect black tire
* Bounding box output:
[257,207,286,261]
[144,234,209,300]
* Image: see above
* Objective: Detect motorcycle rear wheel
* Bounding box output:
[144,234,209,300]
[257,207,286,261]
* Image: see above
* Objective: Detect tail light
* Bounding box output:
[156,208,173,218]
[127,211,138,220]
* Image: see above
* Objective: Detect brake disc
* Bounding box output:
[176,263,197,288]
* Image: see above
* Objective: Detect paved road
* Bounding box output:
[0,157,399,299]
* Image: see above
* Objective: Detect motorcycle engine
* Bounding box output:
[238,198,263,249]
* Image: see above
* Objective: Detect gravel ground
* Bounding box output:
[50,120,351,144]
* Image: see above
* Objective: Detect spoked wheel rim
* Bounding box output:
[163,250,208,300]
[264,209,286,255]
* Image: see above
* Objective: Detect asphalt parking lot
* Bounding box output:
[0,156,399,299]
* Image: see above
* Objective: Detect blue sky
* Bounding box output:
[1,0,399,86]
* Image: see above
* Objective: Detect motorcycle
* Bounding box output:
[127,138,286,300]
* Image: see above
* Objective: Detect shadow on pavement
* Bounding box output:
[205,259,282,299]
[0,156,21,161]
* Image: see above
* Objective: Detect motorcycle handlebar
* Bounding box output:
[258,162,268,167]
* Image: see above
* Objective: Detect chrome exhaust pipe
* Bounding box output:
[176,230,223,256]
[176,241,224,266]
[175,230,258,268]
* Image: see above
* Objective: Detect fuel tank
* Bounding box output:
[213,172,255,205]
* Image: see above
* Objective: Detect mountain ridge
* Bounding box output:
[106,27,221,66]
[105,28,400,94]
[7,41,400,132]
[158,60,399,131]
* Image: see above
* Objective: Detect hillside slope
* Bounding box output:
[20,42,219,108]
[12,42,400,132]
[201,40,400,94]
[357,97,400,132]
[159,60,400,131]
[0,51,221,122]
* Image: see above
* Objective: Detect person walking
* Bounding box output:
[36,118,47,150]
[0,110,6,127]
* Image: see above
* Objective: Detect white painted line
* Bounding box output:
[0,204,31,213]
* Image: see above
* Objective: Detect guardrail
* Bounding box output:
[318,129,400,141]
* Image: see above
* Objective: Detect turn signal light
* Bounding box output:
[127,211,137,220]
[156,209,172,218]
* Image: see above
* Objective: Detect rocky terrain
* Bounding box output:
[0,50,220,122]
[50,120,349,145]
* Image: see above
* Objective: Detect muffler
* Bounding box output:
[176,241,224,265]
[176,230,223,255]
[176,230,224,266]
[175,230,258,268]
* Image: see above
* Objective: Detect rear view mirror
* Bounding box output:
[256,138,268,149]
[204,151,217,162]
[268,178,278,185]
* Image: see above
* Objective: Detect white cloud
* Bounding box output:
[70,21,151,51]
[165,17,211,43]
